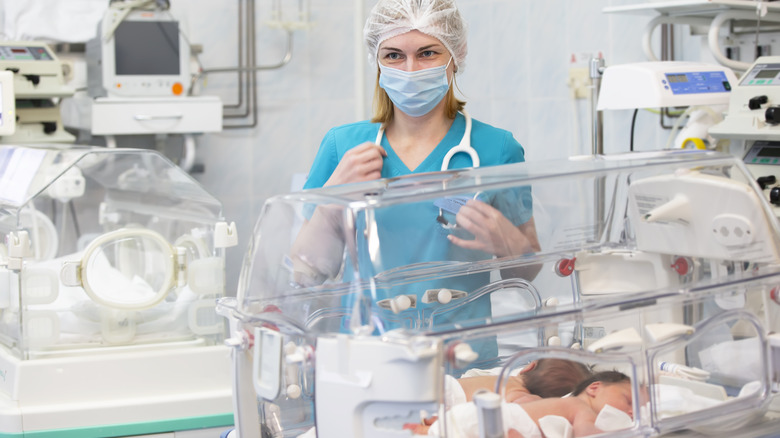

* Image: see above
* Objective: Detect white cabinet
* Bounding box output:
[90,96,222,135]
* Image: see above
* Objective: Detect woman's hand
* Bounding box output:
[325,142,387,186]
[448,199,539,258]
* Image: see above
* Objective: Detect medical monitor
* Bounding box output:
[739,61,780,86]
[597,61,738,110]
[87,8,190,98]
[0,71,15,136]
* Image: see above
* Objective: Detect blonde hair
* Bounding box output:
[370,69,465,124]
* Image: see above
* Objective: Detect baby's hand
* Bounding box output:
[402,423,430,435]
[402,415,437,435]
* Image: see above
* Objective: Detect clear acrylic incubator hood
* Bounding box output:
[0,144,236,437]
[220,149,780,438]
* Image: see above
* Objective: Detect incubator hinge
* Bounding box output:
[214,221,238,248]
[7,231,32,271]
[224,329,251,351]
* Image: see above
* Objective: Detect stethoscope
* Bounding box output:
[374,109,481,229]
[374,109,479,171]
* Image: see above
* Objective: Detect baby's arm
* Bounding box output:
[570,407,601,437]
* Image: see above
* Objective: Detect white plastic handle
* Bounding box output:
[134,114,183,121]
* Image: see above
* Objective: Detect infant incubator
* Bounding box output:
[220,150,780,437]
[0,144,236,436]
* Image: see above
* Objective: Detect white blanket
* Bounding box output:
[427,401,543,438]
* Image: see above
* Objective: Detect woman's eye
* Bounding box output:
[420,50,436,58]
[386,52,402,60]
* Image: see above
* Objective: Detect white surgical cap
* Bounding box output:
[364,0,468,71]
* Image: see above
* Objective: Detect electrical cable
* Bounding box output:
[630,109,638,152]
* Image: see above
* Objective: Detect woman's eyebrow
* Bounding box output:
[379,44,444,53]
[416,44,443,52]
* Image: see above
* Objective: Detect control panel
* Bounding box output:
[744,141,780,215]
[664,70,732,95]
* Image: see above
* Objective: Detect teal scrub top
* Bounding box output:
[303,113,532,365]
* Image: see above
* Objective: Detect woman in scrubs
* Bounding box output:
[294,0,541,365]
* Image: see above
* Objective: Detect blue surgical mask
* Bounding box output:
[378,58,452,117]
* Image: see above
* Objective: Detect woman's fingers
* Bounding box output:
[326,142,387,186]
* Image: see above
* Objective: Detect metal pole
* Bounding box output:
[590,56,606,155]
[589,56,606,238]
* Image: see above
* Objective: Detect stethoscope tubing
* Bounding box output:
[374,109,479,171]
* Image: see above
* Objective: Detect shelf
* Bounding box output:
[602,0,780,71]
[603,0,780,17]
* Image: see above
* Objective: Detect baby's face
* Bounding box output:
[597,382,633,418]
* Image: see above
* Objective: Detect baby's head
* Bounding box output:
[521,358,593,398]
[572,370,633,418]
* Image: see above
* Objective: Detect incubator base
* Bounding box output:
[661,393,780,438]
[0,342,233,437]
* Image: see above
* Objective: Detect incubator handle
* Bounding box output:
[252,327,283,400]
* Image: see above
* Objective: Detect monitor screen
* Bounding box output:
[114,21,180,76]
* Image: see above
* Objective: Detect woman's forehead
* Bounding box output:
[379,30,445,51]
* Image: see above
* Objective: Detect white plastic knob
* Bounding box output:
[453,343,478,364]
[545,297,559,307]
[391,295,412,313]
[438,289,452,304]
[287,384,302,399]
[547,336,561,346]
[284,341,298,355]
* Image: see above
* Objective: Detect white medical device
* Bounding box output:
[87,6,190,98]
[0,41,74,143]
[710,56,780,141]
[597,61,738,110]
[708,56,780,214]
[77,2,222,171]
[0,42,74,99]
[0,71,15,136]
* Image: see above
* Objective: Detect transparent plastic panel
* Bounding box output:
[0,145,227,359]
[234,151,780,335]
